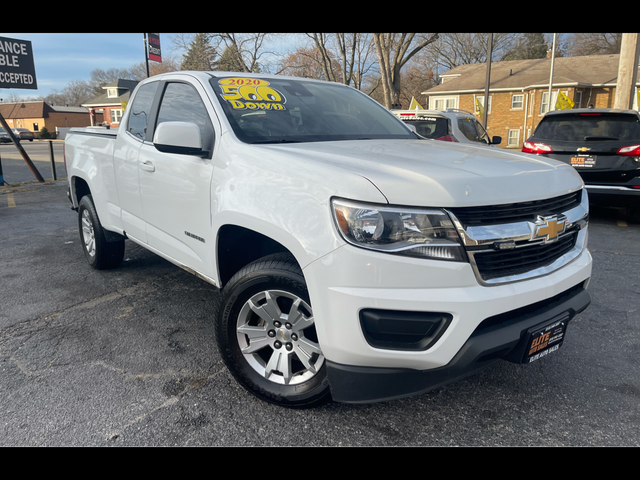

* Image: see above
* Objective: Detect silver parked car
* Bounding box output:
[392,108,501,147]
[12,128,35,142]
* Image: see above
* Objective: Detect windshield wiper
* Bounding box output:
[250,139,302,144]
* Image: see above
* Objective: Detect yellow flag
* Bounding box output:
[555,91,574,110]
[121,101,128,112]
[475,97,485,118]
[408,97,424,110]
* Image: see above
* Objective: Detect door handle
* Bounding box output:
[140,161,155,172]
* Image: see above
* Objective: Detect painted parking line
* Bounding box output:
[617,219,627,227]
[6,192,15,207]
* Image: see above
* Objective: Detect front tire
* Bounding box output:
[78,195,124,270]
[215,253,331,408]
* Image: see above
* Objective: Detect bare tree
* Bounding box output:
[279,46,341,80]
[372,33,439,109]
[426,33,522,72]
[210,33,281,73]
[88,67,135,95]
[336,33,377,90]
[128,55,181,78]
[307,33,337,82]
[297,34,377,89]
[565,33,622,56]
[501,33,549,61]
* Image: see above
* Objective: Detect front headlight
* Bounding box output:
[331,199,467,262]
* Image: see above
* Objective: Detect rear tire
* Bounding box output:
[214,253,331,408]
[78,195,124,270]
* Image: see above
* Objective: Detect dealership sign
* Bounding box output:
[0,36,37,90]
[147,33,162,62]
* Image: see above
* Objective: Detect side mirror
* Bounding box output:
[153,121,208,156]
[491,136,502,145]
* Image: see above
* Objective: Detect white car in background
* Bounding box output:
[392,108,502,147]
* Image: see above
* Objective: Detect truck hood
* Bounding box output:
[260,139,584,207]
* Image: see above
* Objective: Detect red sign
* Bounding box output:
[147,33,162,63]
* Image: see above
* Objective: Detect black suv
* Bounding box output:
[523,108,640,220]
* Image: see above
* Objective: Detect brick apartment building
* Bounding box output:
[423,54,639,149]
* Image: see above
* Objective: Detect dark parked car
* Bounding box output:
[0,127,12,143]
[523,108,640,220]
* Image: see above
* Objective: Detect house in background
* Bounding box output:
[0,101,99,137]
[81,79,139,128]
[422,54,639,149]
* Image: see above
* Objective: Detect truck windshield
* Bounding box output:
[210,76,416,144]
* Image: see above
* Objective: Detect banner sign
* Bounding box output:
[147,33,162,62]
[0,36,37,89]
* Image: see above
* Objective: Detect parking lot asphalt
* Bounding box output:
[0,180,639,446]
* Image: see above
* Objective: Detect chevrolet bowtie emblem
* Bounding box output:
[577,147,591,152]
[532,215,567,243]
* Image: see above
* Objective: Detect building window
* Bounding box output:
[574,91,583,109]
[540,90,570,114]
[540,92,550,114]
[107,88,119,98]
[432,96,458,111]
[529,92,535,116]
[507,129,520,147]
[110,109,123,124]
[511,94,524,110]
[474,95,492,115]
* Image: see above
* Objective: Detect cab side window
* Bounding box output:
[457,117,479,142]
[127,82,159,140]
[156,82,214,155]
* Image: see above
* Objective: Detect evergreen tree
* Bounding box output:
[216,45,244,72]
[216,44,260,73]
[181,33,217,71]
[502,33,548,61]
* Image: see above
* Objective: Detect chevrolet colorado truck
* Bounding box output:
[65,71,592,408]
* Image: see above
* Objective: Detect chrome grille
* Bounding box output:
[449,190,582,227]
[472,230,578,281]
[446,189,589,285]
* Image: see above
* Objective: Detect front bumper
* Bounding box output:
[303,243,592,404]
[326,282,590,403]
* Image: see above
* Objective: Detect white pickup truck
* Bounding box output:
[65,71,592,408]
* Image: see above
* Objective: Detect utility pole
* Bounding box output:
[144,33,150,78]
[482,33,493,129]
[547,33,557,113]
[614,33,640,110]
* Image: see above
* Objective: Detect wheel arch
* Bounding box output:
[70,175,91,207]
[216,224,298,288]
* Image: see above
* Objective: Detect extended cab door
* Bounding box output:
[113,80,161,243]
[137,78,218,278]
